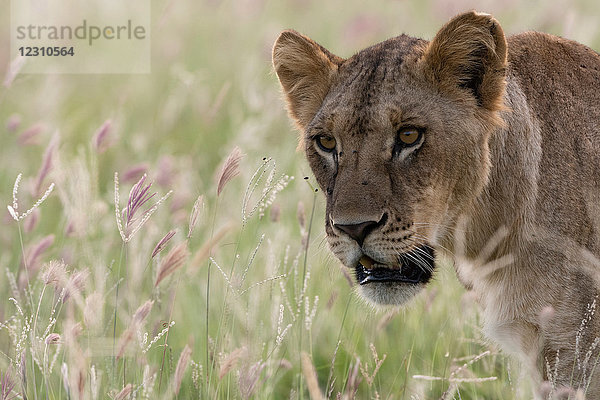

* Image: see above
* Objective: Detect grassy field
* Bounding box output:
[1,0,600,398]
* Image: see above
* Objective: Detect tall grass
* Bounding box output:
[1,0,600,398]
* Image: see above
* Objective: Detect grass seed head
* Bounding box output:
[219,347,247,379]
[123,163,149,184]
[63,269,89,303]
[133,300,154,325]
[301,352,324,400]
[34,131,58,197]
[114,383,132,400]
[174,345,192,395]
[22,234,54,273]
[6,113,21,132]
[151,230,177,259]
[188,195,204,238]
[116,328,135,360]
[44,333,61,345]
[0,369,17,400]
[238,360,266,400]
[156,156,175,187]
[83,292,103,330]
[41,260,68,286]
[216,146,243,196]
[23,208,40,233]
[91,119,113,154]
[17,123,44,146]
[155,242,190,286]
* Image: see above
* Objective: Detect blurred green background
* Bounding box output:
[0,0,599,399]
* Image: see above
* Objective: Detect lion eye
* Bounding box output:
[398,129,421,146]
[316,136,337,152]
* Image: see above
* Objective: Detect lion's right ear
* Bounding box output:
[420,11,507,112]
[272,30,343,131]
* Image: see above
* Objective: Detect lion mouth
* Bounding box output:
[355,245,435,285]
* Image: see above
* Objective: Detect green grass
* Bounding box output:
[1,0,599,398]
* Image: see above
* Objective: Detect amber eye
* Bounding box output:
[316,136,337,152]
[398,128,421,146]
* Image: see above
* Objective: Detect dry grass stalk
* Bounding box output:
[359,343,387,386]
[216,146,243,196]
[301,352,324,400]
[155,242,190,286]
[173,344,192,395]
[219,346,247,379]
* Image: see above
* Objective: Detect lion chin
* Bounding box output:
[357,282,427,306]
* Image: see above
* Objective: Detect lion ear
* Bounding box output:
[421,11,507,112]
[272,30,343,130]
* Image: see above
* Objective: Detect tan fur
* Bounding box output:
[273,11,600,396]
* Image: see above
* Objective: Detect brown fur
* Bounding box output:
[273,11,600,396]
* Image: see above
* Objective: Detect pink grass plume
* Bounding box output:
[122,163,148,183]
[155,242,189,286]
[34,131,59,197]
[17,123,44,146]
[114,172,172,243]
[152,230,177,259]
[91,119,113,153]
[173,345,192,395]
[6,114,21,133]
[216,146,243,196]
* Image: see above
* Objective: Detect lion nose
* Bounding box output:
[334,213,387,246]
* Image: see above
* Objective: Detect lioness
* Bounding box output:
[273,11,600,396]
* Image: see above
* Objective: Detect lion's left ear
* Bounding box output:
[421,11,507,112]
[272,30,344,131]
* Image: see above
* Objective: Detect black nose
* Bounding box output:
[334,213,387,246]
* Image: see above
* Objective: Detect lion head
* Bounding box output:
[273,12,508,305]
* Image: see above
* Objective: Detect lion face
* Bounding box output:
[274,13,507,305]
